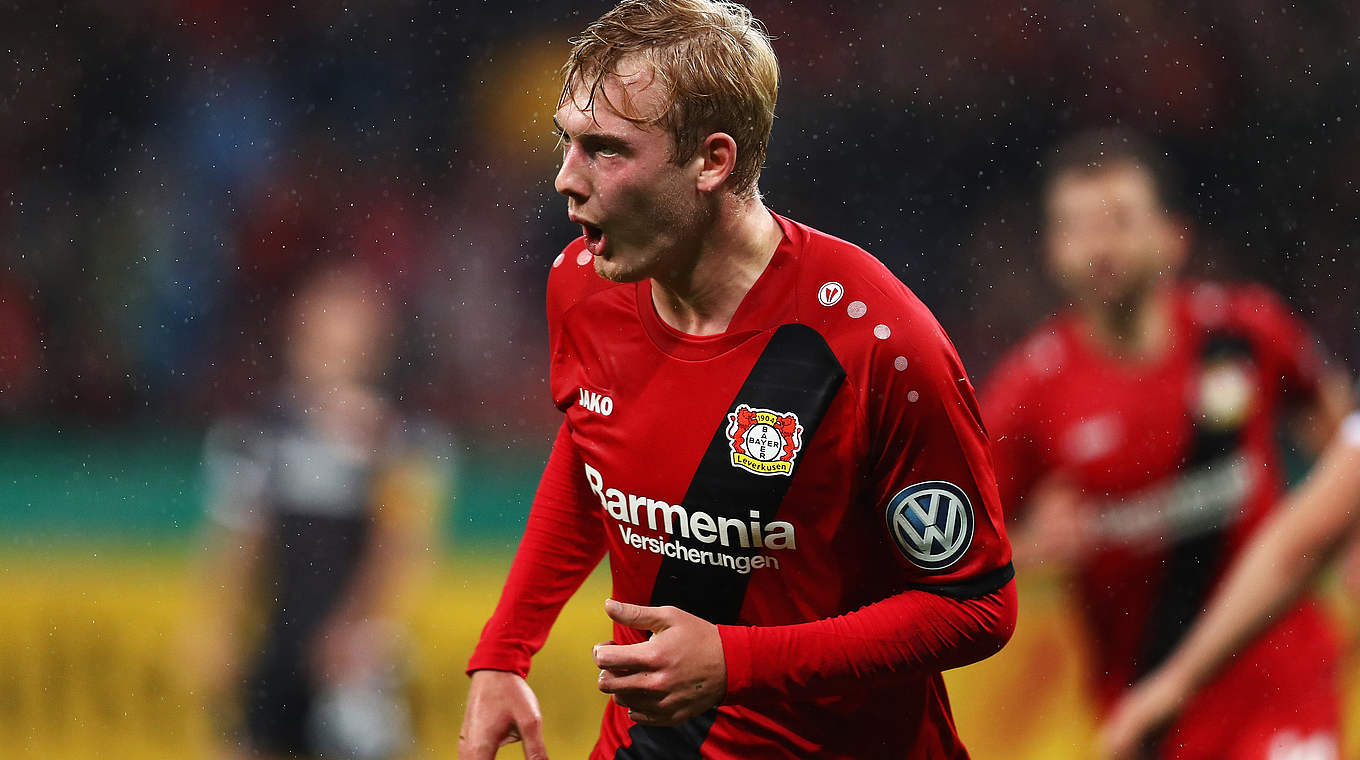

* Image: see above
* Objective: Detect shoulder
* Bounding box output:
[1180,281,1329,382]
[203,396,287,459]
[785,218,936,351]
[1181,280,1300,334]
[204,414,265,461]
[546,237,629,328]
[987,318,1071,392]
[782,218,966,394]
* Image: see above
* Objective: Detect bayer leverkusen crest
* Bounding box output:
[725,404,803,476]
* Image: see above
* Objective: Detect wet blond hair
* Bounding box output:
[561,0,779,198]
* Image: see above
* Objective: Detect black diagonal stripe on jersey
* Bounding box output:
[611,709,718,760]
[1135,332,1255,683]
[613,323,845,760]
[649,322,845,621]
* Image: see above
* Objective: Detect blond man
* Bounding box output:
[459,2,1016,757]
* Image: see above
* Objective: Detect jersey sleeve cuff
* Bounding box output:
[907,562,1015,600]
[716,624,757,702]
[465,642,533,679]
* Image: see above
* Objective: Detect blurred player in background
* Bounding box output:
[1101,408,1360,758]
[191,266,447,760]
[459,0,1017,757]
[981,128,1354,759]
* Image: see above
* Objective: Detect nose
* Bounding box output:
[555,143,588,201]
[1062,219,1119,270]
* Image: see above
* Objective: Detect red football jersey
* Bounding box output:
[983,283,1341,757]
[470,213,1015,759]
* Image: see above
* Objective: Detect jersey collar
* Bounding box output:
[635,210,801,361]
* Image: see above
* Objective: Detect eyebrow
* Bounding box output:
[552,115,631,151]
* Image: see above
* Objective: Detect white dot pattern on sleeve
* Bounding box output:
[907,390,920,403]
[576,250,593,266]
[874,324,891,340]
[553,253,565,268]
[847,300,867,319]
[894,356,909,371]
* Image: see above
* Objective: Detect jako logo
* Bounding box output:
[579,387,614,416]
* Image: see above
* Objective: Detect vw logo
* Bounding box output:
[884,481,974,571]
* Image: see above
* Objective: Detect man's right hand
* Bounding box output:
[1099,668,1190,760]
[458,670,549,760]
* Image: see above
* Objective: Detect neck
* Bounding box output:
[1077,284,1175,360]
[650,196,782,336]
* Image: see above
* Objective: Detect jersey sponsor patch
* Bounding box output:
[1195,357,1256,430]
[885,481,974,571]
[725,404,803,476]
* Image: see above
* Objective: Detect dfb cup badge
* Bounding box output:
[726,404,804,477]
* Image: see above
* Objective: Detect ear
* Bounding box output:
[1040,217,1068,282]
[1159,212,1192,272]
[693,132,738,193]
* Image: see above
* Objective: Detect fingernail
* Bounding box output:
[605,598,620,614]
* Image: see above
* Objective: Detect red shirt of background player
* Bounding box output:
[984,282,1343,758]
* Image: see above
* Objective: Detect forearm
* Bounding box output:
[1157,427,1360,694]
[331,459,445,623]
[190,522,267,689]
[469,517,604,676]
[199,523,265,632]
[1299,371,1356,454]
[719,578,1017,702]
[468,423,607,676]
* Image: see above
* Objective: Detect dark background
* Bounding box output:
[3,0,1355,441]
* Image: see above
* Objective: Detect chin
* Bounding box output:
[592,256,644,284]
[1077,280,1155,315]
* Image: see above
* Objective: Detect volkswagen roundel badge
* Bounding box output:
[885,481,974,571]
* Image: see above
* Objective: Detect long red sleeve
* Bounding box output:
[718,579,1017,703]
[466,422,606,677]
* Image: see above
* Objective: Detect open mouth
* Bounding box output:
[582,223,606,255]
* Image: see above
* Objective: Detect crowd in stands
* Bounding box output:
[4,0,1355,438]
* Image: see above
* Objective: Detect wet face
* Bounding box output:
[1044,163,1185,311]
[553,58,708,283]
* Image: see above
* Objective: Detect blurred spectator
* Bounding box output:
[187,266,448,760]
[2,0,1353,439]
[0,275,43,414]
